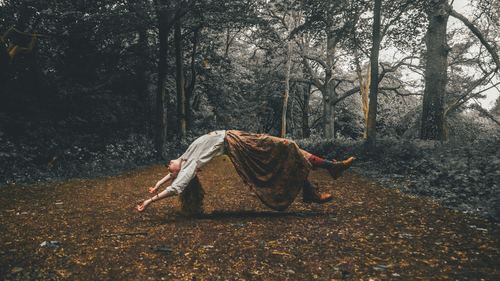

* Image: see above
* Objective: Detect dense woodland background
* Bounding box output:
[0,0,499,220]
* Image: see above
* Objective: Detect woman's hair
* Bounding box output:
[179,175,205,216]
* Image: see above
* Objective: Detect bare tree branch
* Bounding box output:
[291,78,313,84]
[301,58,323,90]
[380,86,423,96]
[296,38,324,90]
[384,56,420,72]
[334,55,419,104]
[300,52,328,70]
[447,6,500,71]
[445,70,496,116]
[269,9,289,31]
[469,103,500,126]
[310,115,323,129]
[336,86,361,104]
[380,0,413,39]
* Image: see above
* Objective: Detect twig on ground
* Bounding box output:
[103,232,148,237]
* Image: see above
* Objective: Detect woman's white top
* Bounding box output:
[165,130,226,194]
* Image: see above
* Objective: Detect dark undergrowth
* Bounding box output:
[297,131,500,222]
[0,128,203,186]
[0,132,158,185]
[2,127,499,222]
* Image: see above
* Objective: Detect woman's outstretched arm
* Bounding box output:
[137,187,177,212]
[149,173,173,193]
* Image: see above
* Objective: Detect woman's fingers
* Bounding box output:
[137,203,145,212]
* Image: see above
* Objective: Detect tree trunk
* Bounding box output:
[355,52,370,139]
[281,40,292,138]
[420,0,449,141]
[224,28,231,58]
[323,86,336,138]
[365,0,382,146]
[302,82,311,138]
[175,18,187,138]
[322,5,363,139]
[361,66,370,139]
[289,84,295,136]
[186,27,200,130]
[155,0,170,158]
[323,13,337,139]
[0,45,9,91]
[137,27,150,136]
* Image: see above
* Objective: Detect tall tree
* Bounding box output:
[301,79,312,138]
[174,17,187,138]
[155,0,170,158]
[420,0,449,140]
[420,0,500,140]
[297,0,366,139]
[280,6,299,138]
[255,0,302,137]
[126,0,152,136]
[365,0,382,145]
[352,0,423,141]
[185,26,200,130]
[281,38,292,137]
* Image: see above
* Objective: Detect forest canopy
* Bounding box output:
[1,0,498,143]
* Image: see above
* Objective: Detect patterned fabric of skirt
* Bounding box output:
[224,130,311,211]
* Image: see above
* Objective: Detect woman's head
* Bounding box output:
[167,159,182,176]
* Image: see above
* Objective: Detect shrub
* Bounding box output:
[295,129,500,222]
[0,133,158,185]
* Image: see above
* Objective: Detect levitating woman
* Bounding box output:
[137,130,354,214]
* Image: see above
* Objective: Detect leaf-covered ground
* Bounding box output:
[1,156,499,280]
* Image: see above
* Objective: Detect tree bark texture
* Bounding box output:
[175,18,187,138]
[355,53,370,139]
[420,0,449,141]
[155,0,170,158]
[323,22,337,139]
[323,86,336,139]
[186,27,200,130]
[281,40,292,138]
[302,82,311,138]
[365,0,382,146]
[137,27,150,136]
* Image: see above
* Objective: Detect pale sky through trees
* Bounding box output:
[379,0,499,109]
[451,0,499,109]
[0,0,497,108]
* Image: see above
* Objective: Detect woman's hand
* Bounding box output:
[148,186,158,194]
[137,201,147,212]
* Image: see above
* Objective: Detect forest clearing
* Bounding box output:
[2,0,500,279]
[1,157,499,280]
